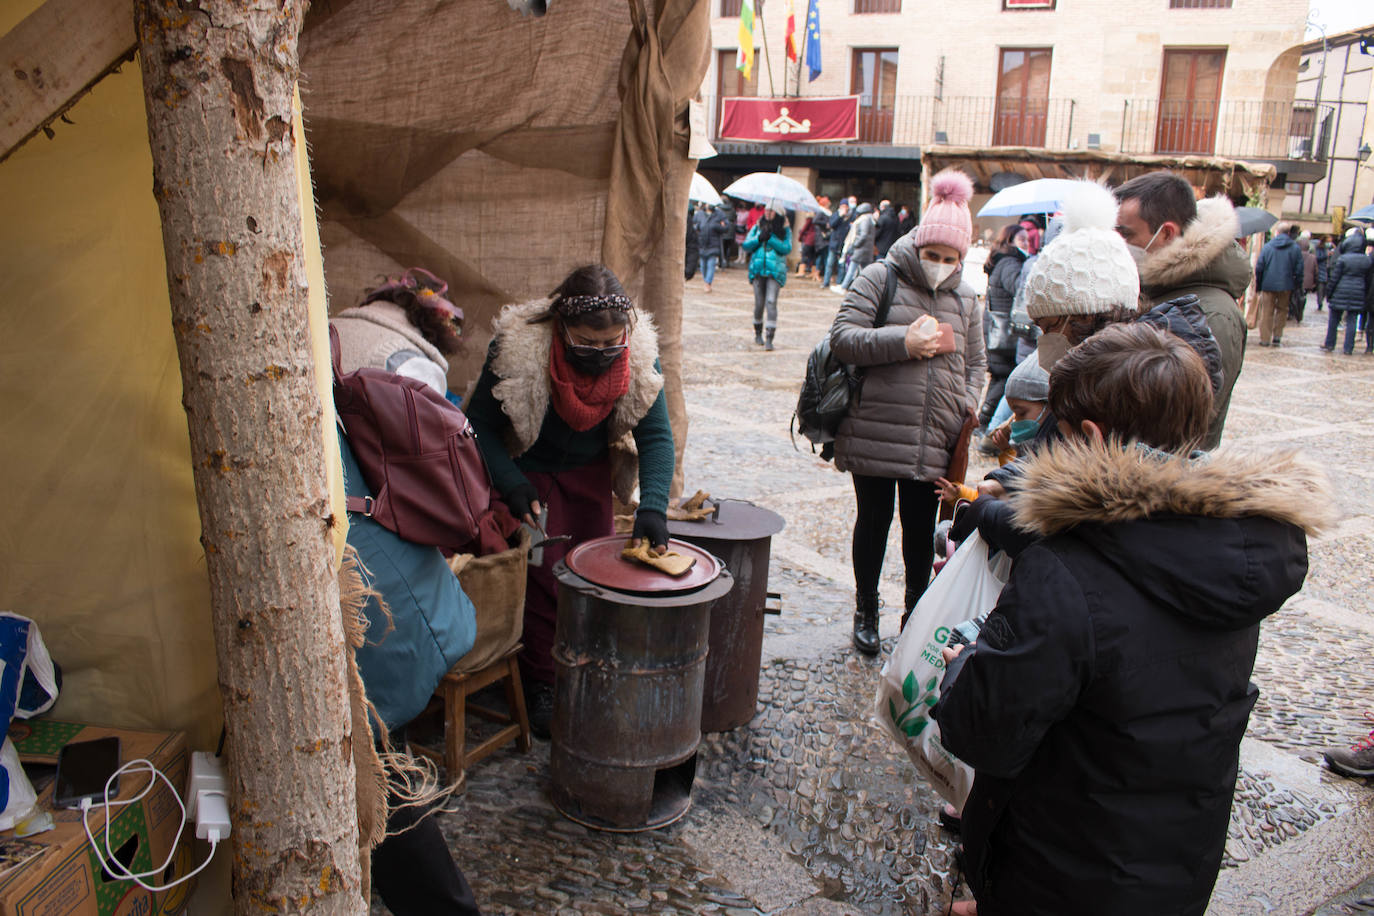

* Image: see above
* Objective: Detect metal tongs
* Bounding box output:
[522,505,571,565]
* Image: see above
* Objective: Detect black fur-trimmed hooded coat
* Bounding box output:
[933,440,1333,916]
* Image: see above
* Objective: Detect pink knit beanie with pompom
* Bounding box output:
[912,170,974,257]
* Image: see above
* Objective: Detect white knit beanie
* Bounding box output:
[1023,181,1140,320]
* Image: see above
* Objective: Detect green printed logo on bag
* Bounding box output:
[888,671,939,738]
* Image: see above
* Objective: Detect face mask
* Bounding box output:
[1009,407,1046,445]
[567,347,624,375]
[921,260,957,289]
[1126,225,1164,268]
[563,327,628,375]
[1037,331,1072,371]
[1009,419,1040,445]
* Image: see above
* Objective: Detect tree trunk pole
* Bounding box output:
[133,1,364,912]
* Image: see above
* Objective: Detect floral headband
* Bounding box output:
[553,293,635,318]
[363,267,462,320]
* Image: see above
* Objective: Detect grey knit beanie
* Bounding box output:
[1004,356,1049,403]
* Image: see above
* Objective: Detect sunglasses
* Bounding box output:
[563,326,628,360]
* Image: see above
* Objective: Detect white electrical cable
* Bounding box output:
[79,757,220,893]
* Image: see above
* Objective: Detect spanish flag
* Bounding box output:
[785,0,798,62]
[736,0,755,80]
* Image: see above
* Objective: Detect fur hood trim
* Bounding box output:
[487,299,663,458]
[1139,196,1240,290]
[1009,439,1337,537]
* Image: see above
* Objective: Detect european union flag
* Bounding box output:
[805,0,822,82]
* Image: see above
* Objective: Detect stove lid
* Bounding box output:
[563,534,723,595]
[666,499,785,542]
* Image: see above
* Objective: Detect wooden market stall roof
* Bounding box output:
[923,145,1278,202]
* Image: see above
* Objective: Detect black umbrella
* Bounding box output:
[1234,207,1278,237]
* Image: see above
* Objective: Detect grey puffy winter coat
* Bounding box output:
[829,235,987,480]
[845,206,877,267]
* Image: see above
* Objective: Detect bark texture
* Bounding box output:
[134,1,364,912]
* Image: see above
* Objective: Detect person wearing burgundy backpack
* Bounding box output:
[465,264,675,739]
[331,269,484,915]
[332,267,462,394]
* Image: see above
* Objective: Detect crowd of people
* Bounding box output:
[334,166,1372,915]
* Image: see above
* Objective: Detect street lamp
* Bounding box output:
[1360,142,1372,163]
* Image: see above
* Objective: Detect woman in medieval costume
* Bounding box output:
[465,264,675,739]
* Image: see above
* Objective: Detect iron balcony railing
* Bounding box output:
[1118,98,1333,161]
[703,93,1331,161]
[704,94,1077,149]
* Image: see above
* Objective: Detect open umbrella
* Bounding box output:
[976,178,1083,218]
[1349,204,1374,223]
[1234,206,1278,236]
[689,172,722,207]
[722,171,824,214]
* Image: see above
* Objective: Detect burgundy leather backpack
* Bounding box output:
[331,326,495,554]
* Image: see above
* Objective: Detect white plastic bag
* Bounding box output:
[0,613,59,831]
[873,532,1011,809]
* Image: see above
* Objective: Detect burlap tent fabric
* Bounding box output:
[301,0,710,496]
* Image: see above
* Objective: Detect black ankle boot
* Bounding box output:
[765,329,775,351]
[753,323,764,345]
[900,585,922,632]
[853,592,880,656]
[525,681,554,741]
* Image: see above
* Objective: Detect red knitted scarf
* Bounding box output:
[548,334,631,431]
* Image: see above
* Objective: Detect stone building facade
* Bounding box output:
[699,0,1315,215]
[1284,25,1374,227]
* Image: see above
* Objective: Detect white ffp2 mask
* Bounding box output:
[921,261,957,290]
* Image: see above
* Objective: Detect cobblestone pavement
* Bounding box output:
[390,267,1374,916]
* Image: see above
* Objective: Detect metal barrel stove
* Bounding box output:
[668,500,785,733]
[550,536,733,831]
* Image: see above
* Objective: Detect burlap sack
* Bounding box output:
[446,527,530,674]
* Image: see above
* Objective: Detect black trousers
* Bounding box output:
[371,795,482,915]
[850,474,940,600]
[372,728,482,915]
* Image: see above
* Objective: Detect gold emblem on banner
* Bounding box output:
[762,107,811,135]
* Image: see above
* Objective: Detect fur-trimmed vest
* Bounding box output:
[487,300,663,502]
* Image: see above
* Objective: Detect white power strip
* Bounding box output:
[186,751,231,841]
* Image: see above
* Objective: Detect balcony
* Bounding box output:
[703,94,1330,167]
[1119,98,1332,162]
[705,95,1077,149]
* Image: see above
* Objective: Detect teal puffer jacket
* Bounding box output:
[743,221,793,286]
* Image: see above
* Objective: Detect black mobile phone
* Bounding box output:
[53,737,121,809]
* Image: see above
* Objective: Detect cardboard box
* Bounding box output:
[0,721,195,916]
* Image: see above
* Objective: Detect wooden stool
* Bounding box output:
[415,644,532,785]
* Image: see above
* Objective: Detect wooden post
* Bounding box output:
[133,1,364,912]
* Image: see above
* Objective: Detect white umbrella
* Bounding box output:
[977,178,1083,218]
[722,171,824,214]
[689,172,723,206]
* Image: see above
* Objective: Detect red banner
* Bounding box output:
[719,96,859,143]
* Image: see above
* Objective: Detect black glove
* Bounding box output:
[949,499,982,545]
[632,509,670,551]
[505,482,539,525]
